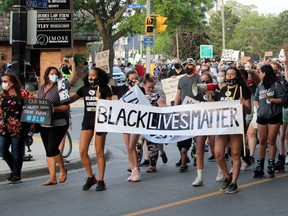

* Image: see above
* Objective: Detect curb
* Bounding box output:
[0,147,111,182]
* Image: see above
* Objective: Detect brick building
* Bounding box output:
[0,14,98,84]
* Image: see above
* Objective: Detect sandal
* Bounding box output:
[146,166,157,173]
[42,180,57,186]
[58,169,68,183]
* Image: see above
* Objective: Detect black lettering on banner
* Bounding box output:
[221,108,229,128]
[230,108,239,127]
[136,111,148,128]
[127,110,137,127]
[116,108,127,126]
[97,105,108,123]
[121,91,139,104]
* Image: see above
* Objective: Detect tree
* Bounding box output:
[73,0,216,74]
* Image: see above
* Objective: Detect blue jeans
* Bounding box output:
[0,136,23,177]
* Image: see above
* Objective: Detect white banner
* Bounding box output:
[95,100,244,137]
[161,74,185,105]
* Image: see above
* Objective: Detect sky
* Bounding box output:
[233,0,288,15]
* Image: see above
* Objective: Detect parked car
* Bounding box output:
[0,62,39,91]
[112,66,125,86]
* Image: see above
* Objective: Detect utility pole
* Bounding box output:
[11,0,27,86]
[145,0,151,74]
[221,0,226,50]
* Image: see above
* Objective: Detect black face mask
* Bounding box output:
[62,65,70,75]
[225,78,238,86]
[185,68,194,74]
[88,78,99,86]
[174,63,181,69]
[126,79,135,87]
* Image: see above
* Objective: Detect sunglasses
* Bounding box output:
[2,80,9,83]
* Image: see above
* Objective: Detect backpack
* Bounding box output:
[277,76,288,108]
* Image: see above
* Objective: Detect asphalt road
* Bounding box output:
[1,107,288,216]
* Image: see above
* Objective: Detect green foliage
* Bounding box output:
[206,0,288,59]
[73,53,86,66]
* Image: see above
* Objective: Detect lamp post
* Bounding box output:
[11,0,27,86]
[145,0,151,74]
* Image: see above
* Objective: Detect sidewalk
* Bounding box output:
[0,134,111,182]
[0,98,109,182]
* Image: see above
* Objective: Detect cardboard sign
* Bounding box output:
[221,49,240,61]
[161,74,185,105]
[21,98,52,125]
[96,50,110,73]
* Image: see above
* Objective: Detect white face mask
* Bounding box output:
[1,82,9,91]
[49,74,58,83]
[217,76,225,84]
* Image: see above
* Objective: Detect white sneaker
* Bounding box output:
[285,156,288,165]
[216,169,225,182]
[240,162,248,171]
[192,176,203,187]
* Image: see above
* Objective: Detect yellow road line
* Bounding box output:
[123,173,288,216]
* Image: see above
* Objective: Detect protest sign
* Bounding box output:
[21,98,52,125]
[161,74,185,105]
[96,50,110,73]
[222,49,240,61]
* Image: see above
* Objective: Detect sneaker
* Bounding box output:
[6,172,13,182]
[240,161,248,171]
[208,155,215,162]
[220,178,231,191]
[95,180,106,191]
[176,158,190,167]
[82,175,98,191]
[160,152,168,164]
[225,183,238,194]
[249,156,255,164]
[179,165,188,173]
[192,176,203,186]
[8,176,22,184]
[139,160,150,167]
[216,169,225,182]
[285,156,288,165]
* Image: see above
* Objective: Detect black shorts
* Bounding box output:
[177,138,192,151]
[257,113,282,125]
[81,123,107,136]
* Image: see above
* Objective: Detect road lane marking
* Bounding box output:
[123,173,288,216]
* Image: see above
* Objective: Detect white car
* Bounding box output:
[112,66,125,86]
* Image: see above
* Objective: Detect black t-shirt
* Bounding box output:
[76,85,112,126]
[217,85,251,101]
[167,69,186,78]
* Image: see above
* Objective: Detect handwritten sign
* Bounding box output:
[222,49,239,61]
[58,78,70,104]
[96,50,110,73]
[21,98,52,125]
[161,75,185,105]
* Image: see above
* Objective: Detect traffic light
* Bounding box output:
[145,17,154,34]
[156,16,167,33]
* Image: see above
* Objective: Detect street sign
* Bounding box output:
[26,0,48,9]
[200,45,213,58]
[126,4,146,9]
[143,36,154,47]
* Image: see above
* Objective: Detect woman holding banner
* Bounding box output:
[38,66,70,186]
[214,67,251,194]
[0,73,24,184]
[69,67,112,191]
[111,70,145,182]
